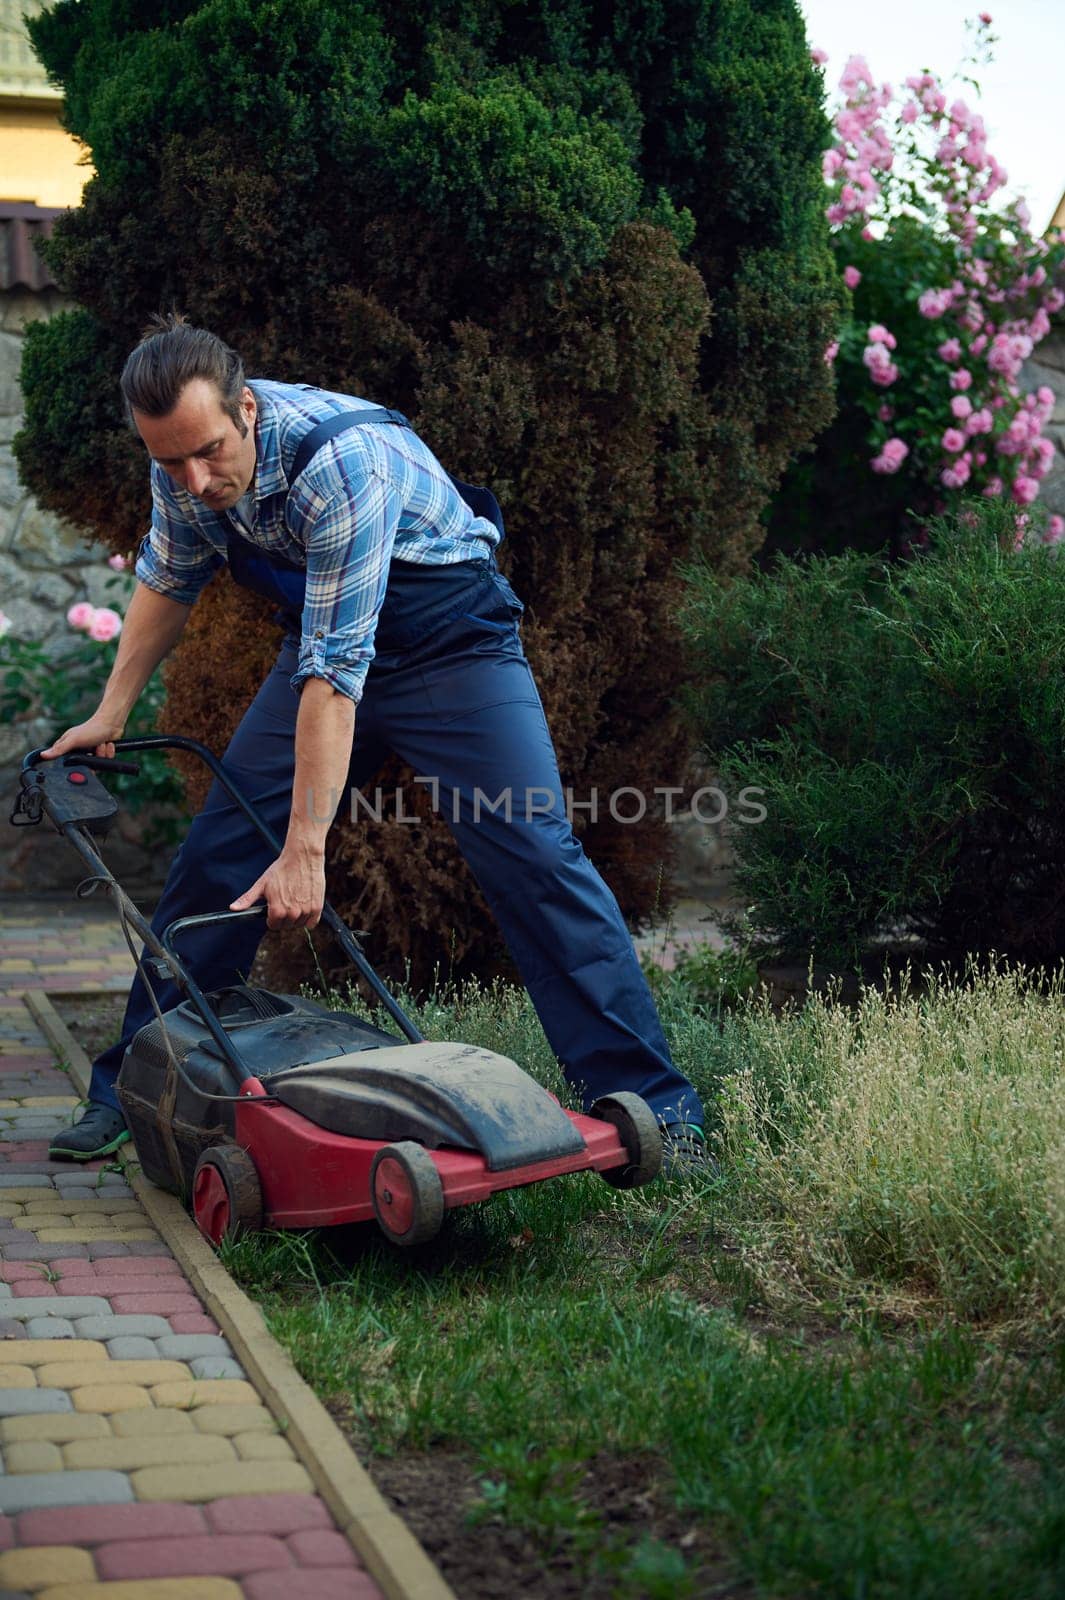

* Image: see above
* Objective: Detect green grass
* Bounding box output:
[220,964,1065,1597]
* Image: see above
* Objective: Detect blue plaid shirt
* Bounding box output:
[134,380,501,703]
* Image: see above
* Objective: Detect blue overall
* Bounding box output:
[89,529,703,1132]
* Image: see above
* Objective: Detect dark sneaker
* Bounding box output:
[661,1122,718,1179]
[49,1103,131,1162]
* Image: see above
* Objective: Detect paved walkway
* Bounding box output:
[0,890,724,1596]
[0,899,383,1599]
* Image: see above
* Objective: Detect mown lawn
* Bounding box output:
[221,964,1065,1599]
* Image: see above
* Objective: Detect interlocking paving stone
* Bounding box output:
[0,1468,134,1514]
[3,1439,64,1474]
[203,1496,332,1536]
[155,1336,231,1361]
[0,1344,106,1367]
[105,1338,159,1361]
[188,1406,276,1437]
[0,1546,96,1588]
[35,1581,243,1599]
[243,1571,380,1600]
[17,1501,207,1544]
[131,1462,313,1503]
[109,1411,195,1439]
[0,1390,72,1417]
[232,1435,296,1463]
[71,1385,152,1414]
[188,1358,246,1381]
[285,1529,358,1568]
[94,1532,293,1580]
[149,1380,258,1410]
[63,1435,236,1472]
[0,1415,111,1446]
[0,1301,110,1321]
[24,1320,77,1341]
[73,1317,171,1341]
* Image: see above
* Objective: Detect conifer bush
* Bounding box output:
[681,501,1065,965]
[16,0,836,982]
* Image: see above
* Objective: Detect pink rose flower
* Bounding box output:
[951,395,972,420]
[0,610,10,640]
[942,428,966,454]
[979,12,992,24]
[811,46,829,65]
[66,602,95,631]
[107,554,129,572]
[867,324,896,348]
[87,607,123,643]
[824,340,840,365]
[871,437,909,474]
[1045,515,1065,546]
[950,368,972,392]
[843,265,861,289]
[1012,475,1039,506]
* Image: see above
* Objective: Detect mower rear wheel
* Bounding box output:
[192,1144,263,1246]
[591,1092,663,1189]
[371,1141,444,1247]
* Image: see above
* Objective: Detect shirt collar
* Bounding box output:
[249,383,287,500]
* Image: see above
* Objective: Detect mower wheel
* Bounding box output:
[371,1141,444,1247]
[192,1144,263,1246]
[591,1092,663,1188]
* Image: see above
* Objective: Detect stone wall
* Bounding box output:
[0,286,170,897]
[1021,322,1065,519]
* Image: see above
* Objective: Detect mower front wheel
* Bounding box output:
[591,1092,663,1189]
[192,1144,263,1246]
[371,1141,444,1247]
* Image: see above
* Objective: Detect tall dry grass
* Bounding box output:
[714,964,1065,1325]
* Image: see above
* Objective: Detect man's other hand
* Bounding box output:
[230,844,326,930]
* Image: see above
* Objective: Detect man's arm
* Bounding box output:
[41,583,192,760]
[230,678,355,929]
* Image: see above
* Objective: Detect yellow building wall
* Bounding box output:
[0,101,90,207]
[0,0,92,207]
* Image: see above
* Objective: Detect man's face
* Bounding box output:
[133,377,258,511]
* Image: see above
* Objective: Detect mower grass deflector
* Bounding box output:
[14,737,662,1248]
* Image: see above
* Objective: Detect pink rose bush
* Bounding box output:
[815,14,1065,537]
[68,600,123,640]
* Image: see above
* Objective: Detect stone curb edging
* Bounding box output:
[23,986,457,1600]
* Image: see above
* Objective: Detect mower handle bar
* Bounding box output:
[23,735,424,1048]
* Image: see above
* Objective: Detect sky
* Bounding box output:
[800,0,1064,232]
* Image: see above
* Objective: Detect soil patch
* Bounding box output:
[335,1417,751,1599]
[52,991,129,1065]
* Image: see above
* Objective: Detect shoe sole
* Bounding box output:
[48,1129,132,1163]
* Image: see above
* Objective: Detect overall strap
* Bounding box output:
[290,406,411,482]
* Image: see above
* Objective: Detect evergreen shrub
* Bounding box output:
[16,0,837,984]
[681,501,1065,965]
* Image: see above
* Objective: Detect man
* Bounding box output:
[44,315,709,1173]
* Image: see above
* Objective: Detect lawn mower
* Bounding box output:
[13,737,662,1248]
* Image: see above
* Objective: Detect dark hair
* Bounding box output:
[120,312,249,435]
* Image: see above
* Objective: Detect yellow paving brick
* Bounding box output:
[0,1412,112,1444]
[22,1197,140,1215]
[0,1547,96,1590]
[43,959,109,971]
[0,1100,19,1109]
[188,1403,277,1436]
[0,1202,22,1218]
[2,1341,107,1367]
[110,1408,195,1438]
[0,1365,37,1388]
[4,1439,64,1473]
[20,1096,80,1107]
[38,1228,160,1243]
[39,1360,191,1389]
[148,1379,258,1410]
[131,1459,312,1502]
[13,1215,74,1230]
[0,1188,71,1202]
[0,959,34,971]
[69,1211,147,1227]
[232,1431,296,1461]
[64,1432,236,1471]
[38,1582,242,1600]
[71,1383,152,1413]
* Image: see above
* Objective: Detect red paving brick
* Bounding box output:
[244,1570,380,1600]
[94,1533,294,1580]
[109,1291,204,1315]
[17,1502,209,1546]
[205,1495,333,1537]
[0,1515,13,1552]
[286,1529,359,1568]
[169,1312,221,1334]
[84,1256,183,1277]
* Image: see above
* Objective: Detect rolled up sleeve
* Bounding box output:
[290,467,403,704]
[134,467,225,605]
